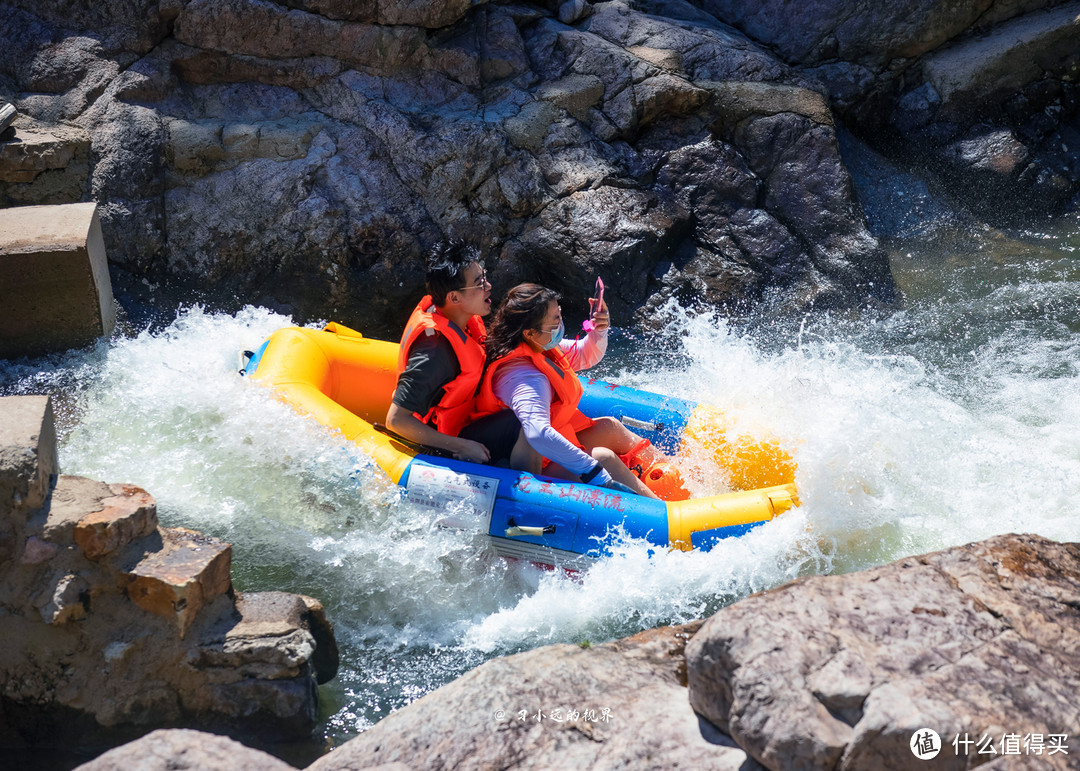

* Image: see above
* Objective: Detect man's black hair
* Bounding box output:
[426,241,481,306]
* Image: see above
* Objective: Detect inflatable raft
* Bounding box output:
[243,323,799,569]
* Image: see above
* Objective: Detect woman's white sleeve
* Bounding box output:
[560,327,608,371]
[493,361,599,477]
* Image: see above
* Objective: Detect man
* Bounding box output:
[385,242,530,466]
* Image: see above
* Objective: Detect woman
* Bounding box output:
[474,283,687,500]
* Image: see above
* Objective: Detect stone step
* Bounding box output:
[191,591,339,685]
[122,528,233,638]
[0,202,116,358]
[0,115,90,205]
[74,484,159,560]
[34,475,117,546]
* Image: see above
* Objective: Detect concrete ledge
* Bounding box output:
[0,202,116,358]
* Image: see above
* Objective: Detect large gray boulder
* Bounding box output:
[305,622,759,771]
[72,728,297,771]
[686,532,1080,770]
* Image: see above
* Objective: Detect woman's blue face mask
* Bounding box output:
[539,320,564,351]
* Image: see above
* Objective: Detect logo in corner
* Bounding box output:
[910,728,942,760]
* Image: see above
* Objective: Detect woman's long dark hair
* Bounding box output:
[484,283,561,363]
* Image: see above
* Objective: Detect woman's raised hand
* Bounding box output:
[588,297,610,333]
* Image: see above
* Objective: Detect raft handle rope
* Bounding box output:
[505,518,556,538]
[619,415,661,432]
[237,350,255,375]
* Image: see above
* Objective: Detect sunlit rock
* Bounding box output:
[0,395,339,748]
[74,484,158,560]
[686,533,1080,771]
[305,622,757,771]
[71,728,297,771]
[121,527,233,638]
[33,475,114,547]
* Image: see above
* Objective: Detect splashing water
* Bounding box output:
[3,221,1079,749]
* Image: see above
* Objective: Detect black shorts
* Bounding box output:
[459,409,521,465]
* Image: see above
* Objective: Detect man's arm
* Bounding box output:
[385,333,490,463]
[385,403,490,463]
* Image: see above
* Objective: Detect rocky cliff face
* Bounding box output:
[702,0,1080,223]
[0,0,904,334]
[2,1,1076,331]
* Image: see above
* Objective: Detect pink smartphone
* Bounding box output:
[583,276,604,331]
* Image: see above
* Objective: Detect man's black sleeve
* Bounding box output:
[391,332,461,417]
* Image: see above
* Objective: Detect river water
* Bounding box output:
[2,216,1079,763]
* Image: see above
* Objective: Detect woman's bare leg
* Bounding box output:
[590,447,657,497]
[576,417,668,468]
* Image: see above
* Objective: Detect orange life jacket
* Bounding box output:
[475,341,589,448]
[397,296,486,437]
